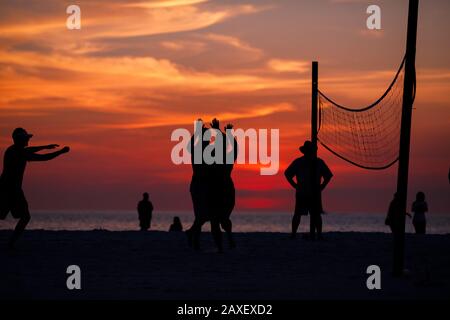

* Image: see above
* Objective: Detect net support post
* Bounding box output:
[311,61,319,236]
[312,61,318,152]
[394,0,419,277]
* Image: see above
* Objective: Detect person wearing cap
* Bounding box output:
[284,141,333,240]
[0,128,70,250]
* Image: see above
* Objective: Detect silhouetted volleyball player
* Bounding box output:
[206,119,238,251]
[0,128,70,249]
[218,122,238,248]
[186,119,238,252]
[137,192,153,231]
[186,119,211,250]
[285,141,332,240]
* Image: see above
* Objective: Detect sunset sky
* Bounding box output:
[0,0,449,214]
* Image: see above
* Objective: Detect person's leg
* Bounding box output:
[221,184,236,247]
[8,192,31,249]
[188,189,204,249]
[293,192,306,238]
[291,214,301,238]
[190,218,205,250]
[220,218,235,248]
[309,211,316,240]
[0,197,9,221]
[419,222,425,234]
[210,218,223,253]
[0,208,8,221]
[8,212,30,249]
[316,214,323,239]
[0,188,9,220]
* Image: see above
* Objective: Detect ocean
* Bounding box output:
[1,211,449,234]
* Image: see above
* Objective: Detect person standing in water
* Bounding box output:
[137,192,153,231]
[0,128,70,250]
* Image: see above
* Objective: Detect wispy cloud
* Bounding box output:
[123,0,210,9]
[267,59,310,73]
[202,33,263,57]
[0,2,262,40]
[100,102,295,129]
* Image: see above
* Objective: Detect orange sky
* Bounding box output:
[0,0,449,213]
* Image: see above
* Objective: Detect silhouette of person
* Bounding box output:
[169,216,183,232]
[385,192,411,234]
[412,191,428,234]
[186,118,238,252]
[215,121,238,249]
[284,141,333,240]
[385,193,400,233]
[137,192,153,231]
[0,128,70,249]
[384,192,411,233]
[185,119,210,249]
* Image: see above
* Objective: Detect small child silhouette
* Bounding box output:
[169,216,183,232]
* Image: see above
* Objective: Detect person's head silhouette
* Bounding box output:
[143,192,149,201]
[174,216,181,224]
[211,118,220,130]
[12,128,33,147]
[299,140,316,157]
[416,191,425,202]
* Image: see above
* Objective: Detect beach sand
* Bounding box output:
[0,230,449,300]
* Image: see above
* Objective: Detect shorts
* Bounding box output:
[0,187,30,220]
[294,190,323,216]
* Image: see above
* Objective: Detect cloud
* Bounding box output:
[98,102,295,129]
[123,0,210,9]
[202,33,263,57]
[267,59,310,73]
[0,1,262,40]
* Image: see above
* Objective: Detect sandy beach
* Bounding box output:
[0,230,449,300]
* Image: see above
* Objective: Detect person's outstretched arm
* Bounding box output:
[26,144,60,153]
[26,146,70,162]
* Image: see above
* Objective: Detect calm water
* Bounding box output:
[1,211,449,234]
